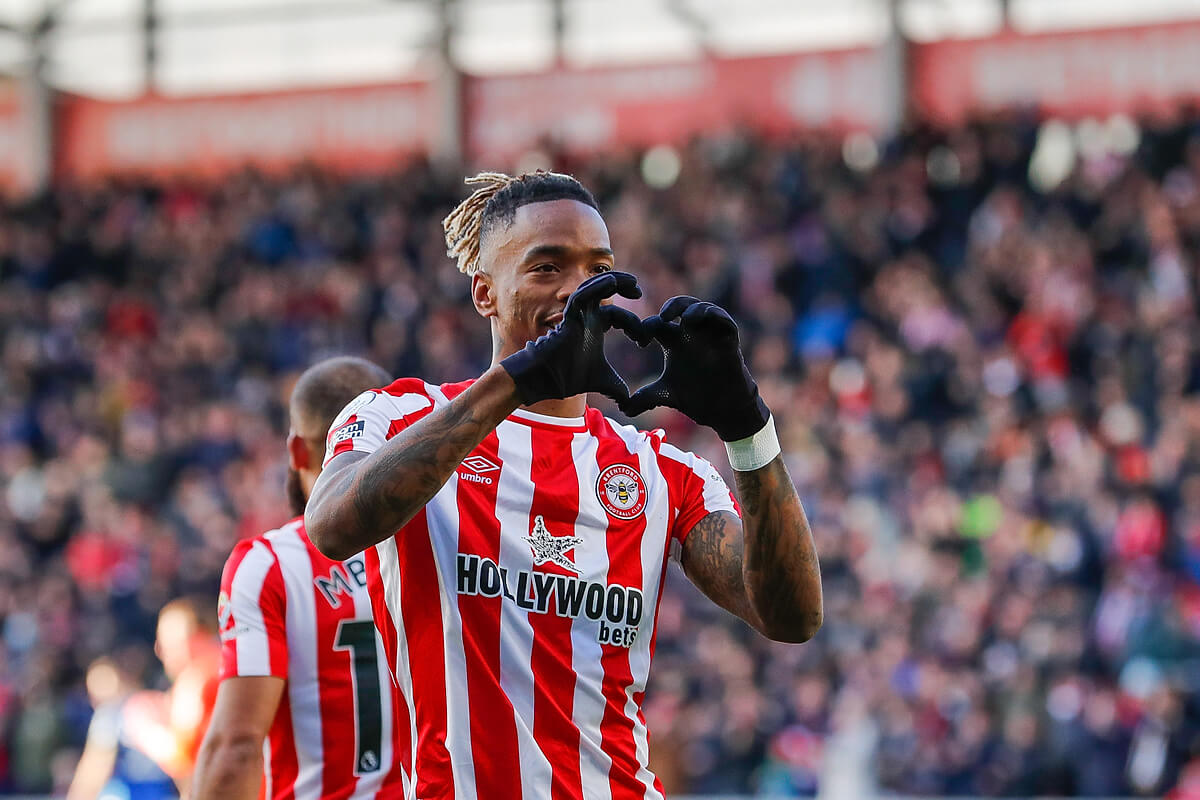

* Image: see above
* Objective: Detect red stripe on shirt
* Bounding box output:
[253,536,301,800]
[455,431,523,797]
[653,445,712,544]
[262,558,289,679]
[219,539,290,680]
[380,667,409,799]
[371,394,450,797]
[267,688,299,800]
[364,545,415,786]
[398,512,455,799]
[638,527,674,800]
[218,539,256,678]
[526,427,585,800]
[438,380,474,401]
[304,534,361,798]
[590,417,649,800]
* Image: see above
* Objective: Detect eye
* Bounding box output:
[531,263,558,273]
[592,263,613,274]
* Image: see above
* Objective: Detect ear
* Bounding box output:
[287,431,310,472]
[471,272,498,319]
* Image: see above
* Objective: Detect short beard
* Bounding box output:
[285,468,307,518]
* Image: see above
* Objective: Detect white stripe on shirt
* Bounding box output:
[377,535,418,800]
[230,541,278,675]
[268,525,324,800]
[570,430,616,800]
[494,421,553,800]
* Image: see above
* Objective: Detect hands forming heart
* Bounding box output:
[499,272,771,443]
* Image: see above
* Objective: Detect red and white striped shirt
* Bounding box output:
[218,517,412,799]
[324,378,739,800]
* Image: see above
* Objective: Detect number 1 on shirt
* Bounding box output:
[333,619,383,774]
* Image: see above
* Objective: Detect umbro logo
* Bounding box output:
[459,455,500,486]
[461,456,500,474]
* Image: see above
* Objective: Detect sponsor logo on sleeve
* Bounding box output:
[217,590,250,641]
[325,418,367,462]
[217,591,233,631]
[330,419,366,445]
[708,467,729,489]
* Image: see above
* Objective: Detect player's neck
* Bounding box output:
[489,341,587,419]
[522,395,587,419]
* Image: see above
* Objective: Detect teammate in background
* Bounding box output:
[66,655,177,800]
[307,171,823,798]
[191,356,409,800]
[122,596,221,798]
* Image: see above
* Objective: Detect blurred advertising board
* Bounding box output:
[56,81,432,180]
[0,80,34,195]
[466,48,890,160]
[47,18,1200,182]
[913,20,1200,123]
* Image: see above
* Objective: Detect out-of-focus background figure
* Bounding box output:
[190,355,408,800]
[66,654,176,800]
[4,1,1200,798]
[120,598,220,798]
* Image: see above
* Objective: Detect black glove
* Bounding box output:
[501,271,643,405]
[620,296,770,442]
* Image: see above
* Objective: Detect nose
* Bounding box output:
[557,264,593,302]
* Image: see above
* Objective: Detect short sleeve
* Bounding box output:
[85,701,122,749]
[323,381,436,468]
[658,442,740,543]
[218,539,288,680]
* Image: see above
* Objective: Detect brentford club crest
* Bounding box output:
[596,464,647,520]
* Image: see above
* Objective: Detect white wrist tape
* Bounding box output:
[724,415,780,472]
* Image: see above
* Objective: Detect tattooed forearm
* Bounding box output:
[680,511,762,628]
[734,456,823,642]
[306,368,520,560]
[680,456,822,643]
[351,398,495,531]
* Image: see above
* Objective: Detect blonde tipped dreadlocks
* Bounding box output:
[442,170,600,276]
[443,172,518,276]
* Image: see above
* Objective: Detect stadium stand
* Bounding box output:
[2,110,1200,796]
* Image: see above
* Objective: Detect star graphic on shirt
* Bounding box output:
[525,515,584,574]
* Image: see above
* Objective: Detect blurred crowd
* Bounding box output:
[3,109,1200,797]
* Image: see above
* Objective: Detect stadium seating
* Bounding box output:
[2,112,1199,796]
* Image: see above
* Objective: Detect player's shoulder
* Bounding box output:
[588,409,714,475]
[380,376,476,404]
[332,376,477,422]
[588,408,668,451]
[262,517,322,568]
[353,376,471,418]
[224,534,270,571]
[225,518,304,570]
[377,376,434,398]
[220,531,283,594]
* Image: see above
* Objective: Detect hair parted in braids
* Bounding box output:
[442,170,599,276]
